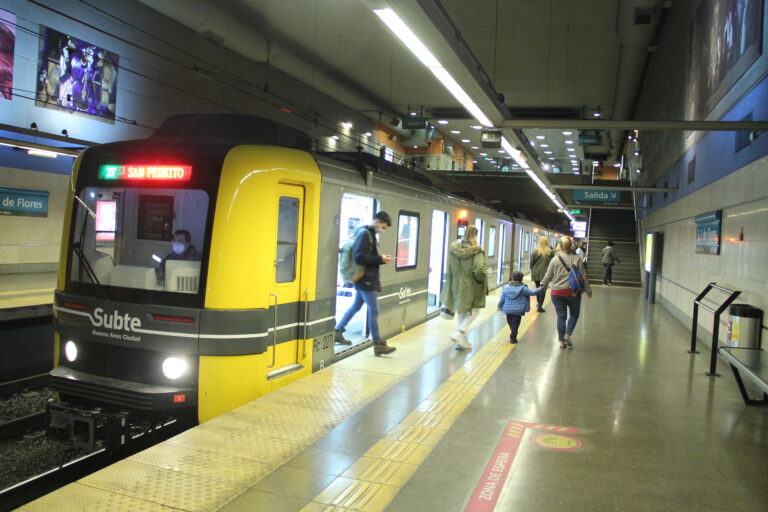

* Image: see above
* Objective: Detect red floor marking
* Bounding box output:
[464,421,580,512]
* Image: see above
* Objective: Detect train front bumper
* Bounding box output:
[50,366,197,411]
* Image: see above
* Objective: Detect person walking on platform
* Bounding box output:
[600,240,621,286]
[497,271,541,344]
[441,225,487,350]
[576,241,588,270]
[530,235,554,313]
[334,211,396,356]
[540,236,592,349]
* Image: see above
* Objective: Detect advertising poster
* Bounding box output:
[0,9,15,100]
[687,0,764,119]
[694,211,722,255]
[35,26,119,122]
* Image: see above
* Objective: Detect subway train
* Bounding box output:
[50,114,559,444]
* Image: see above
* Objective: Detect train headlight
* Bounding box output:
[65,341,78,362]
[162,357,187,380]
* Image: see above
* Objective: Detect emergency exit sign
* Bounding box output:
[571,209,581,214]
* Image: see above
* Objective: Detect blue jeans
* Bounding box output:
[335,289,382,342]
[551,294,582,342]
[603,263,613,284]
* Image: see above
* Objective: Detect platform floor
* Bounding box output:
[21,287,768,511]
[0,272,56,310]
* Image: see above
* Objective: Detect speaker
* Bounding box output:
[480,129,501,148]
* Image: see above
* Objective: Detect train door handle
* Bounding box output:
[267,293,278,368]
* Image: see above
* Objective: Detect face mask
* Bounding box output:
[172,242,186,255]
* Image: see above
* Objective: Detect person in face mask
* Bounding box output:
[155,229,201,284]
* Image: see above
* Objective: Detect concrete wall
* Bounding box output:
[633,1,768,339]
[0,165,69,272]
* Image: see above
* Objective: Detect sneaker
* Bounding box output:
[559,341,568,349]
[602,284,608,288]
[509,337,518,344]
[334,329,352,345]
[536,305,545,313]
[564,333,574,348]
[451,331,472,350]
[373,341,396,356]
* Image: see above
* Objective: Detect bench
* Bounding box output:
[718,347,768,406]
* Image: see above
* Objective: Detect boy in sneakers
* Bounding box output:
[497,271,541,344]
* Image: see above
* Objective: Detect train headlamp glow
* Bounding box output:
[162,357,188,380]
[65,341,78,362]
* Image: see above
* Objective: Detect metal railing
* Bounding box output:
[689,283,742,376]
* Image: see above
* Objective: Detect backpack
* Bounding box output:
[339,228,373,284]
[557,254,585,295]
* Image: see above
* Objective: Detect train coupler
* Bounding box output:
[47,402,131,453]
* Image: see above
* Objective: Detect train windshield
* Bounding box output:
[67,186,210,306]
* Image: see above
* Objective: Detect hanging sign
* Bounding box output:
[572,189,620,202]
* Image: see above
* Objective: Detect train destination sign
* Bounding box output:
[99,165,193,181]
[572,189,620,202]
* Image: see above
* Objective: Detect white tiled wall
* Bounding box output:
[639,155,768,344]
[0,166,69,268]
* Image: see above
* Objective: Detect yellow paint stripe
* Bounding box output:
[303,297,547,511]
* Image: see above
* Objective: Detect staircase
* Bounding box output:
[586,209,642,287]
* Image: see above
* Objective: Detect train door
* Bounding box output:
[427,210,448,314]
[335,193,379,351]
[268,184,304,381]
[497,224,506,284]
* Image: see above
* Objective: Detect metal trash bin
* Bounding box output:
[727,304,763,349]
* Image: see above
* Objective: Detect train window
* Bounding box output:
[67,186,209,301]
[488,226,496,257]
[396,211,419,270]
[276,196,299,283]
[475,218,485,246]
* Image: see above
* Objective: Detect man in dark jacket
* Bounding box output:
[334,211,396,355]
[155,229,201,284]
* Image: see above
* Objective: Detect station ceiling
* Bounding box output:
[141,0,663,228]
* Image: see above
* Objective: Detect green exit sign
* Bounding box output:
[571,209,581,214]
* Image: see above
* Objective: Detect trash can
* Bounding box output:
[727,304,763,349]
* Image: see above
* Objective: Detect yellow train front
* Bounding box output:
[51,115,325,444]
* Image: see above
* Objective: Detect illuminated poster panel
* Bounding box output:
[0,9,15,100]
[35,26,119,122]
[644,233,654,273]
[688,0,763,119]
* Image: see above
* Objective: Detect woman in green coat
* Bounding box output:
[529,236,554,313]
[441,225,487,350]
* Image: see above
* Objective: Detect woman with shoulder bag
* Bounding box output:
[441,226,486,350]
[530,236,554,313]
[540,236,592,349]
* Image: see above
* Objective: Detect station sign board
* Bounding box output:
[572,189,620,202]
[0,187,49,217]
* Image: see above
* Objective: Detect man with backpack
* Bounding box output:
[334,211,396,356]
[540,236,592,349]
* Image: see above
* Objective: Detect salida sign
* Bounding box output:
[572,189,620,202]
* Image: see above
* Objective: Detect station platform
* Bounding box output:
[0,273,56,322]
[20,286,768,511]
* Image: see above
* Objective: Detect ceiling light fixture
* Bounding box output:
[540,144,549,148]
[461,139,470,143]
[341,122,353,129]
[562,131,572,135]
[536,135,545,140]
[373,8,493,127]
[471,125,482,130]
[438,120,449,124]
[565,140,574,144]
[450,130,460,134]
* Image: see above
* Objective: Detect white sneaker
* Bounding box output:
[456,333,472,350]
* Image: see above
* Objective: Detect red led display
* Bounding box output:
[99,165,192,181]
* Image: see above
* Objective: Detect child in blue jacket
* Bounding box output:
[497,271,542,344]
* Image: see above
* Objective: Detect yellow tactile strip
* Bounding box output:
[20,291,537,512]
[299,309,539,512]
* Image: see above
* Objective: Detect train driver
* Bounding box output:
[155,229,202,284]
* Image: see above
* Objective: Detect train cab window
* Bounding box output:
[396,211,419,270]
[276,196,299,283]
[67,186,209,302]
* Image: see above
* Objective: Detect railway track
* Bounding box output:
[0,374,49,398]
[0,412,47,442]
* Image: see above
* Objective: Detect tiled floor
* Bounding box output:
[21,287,768,511]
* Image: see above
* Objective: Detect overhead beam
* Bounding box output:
[499,119,768,131]
[552,184,676,192]
[564,204,646,210]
